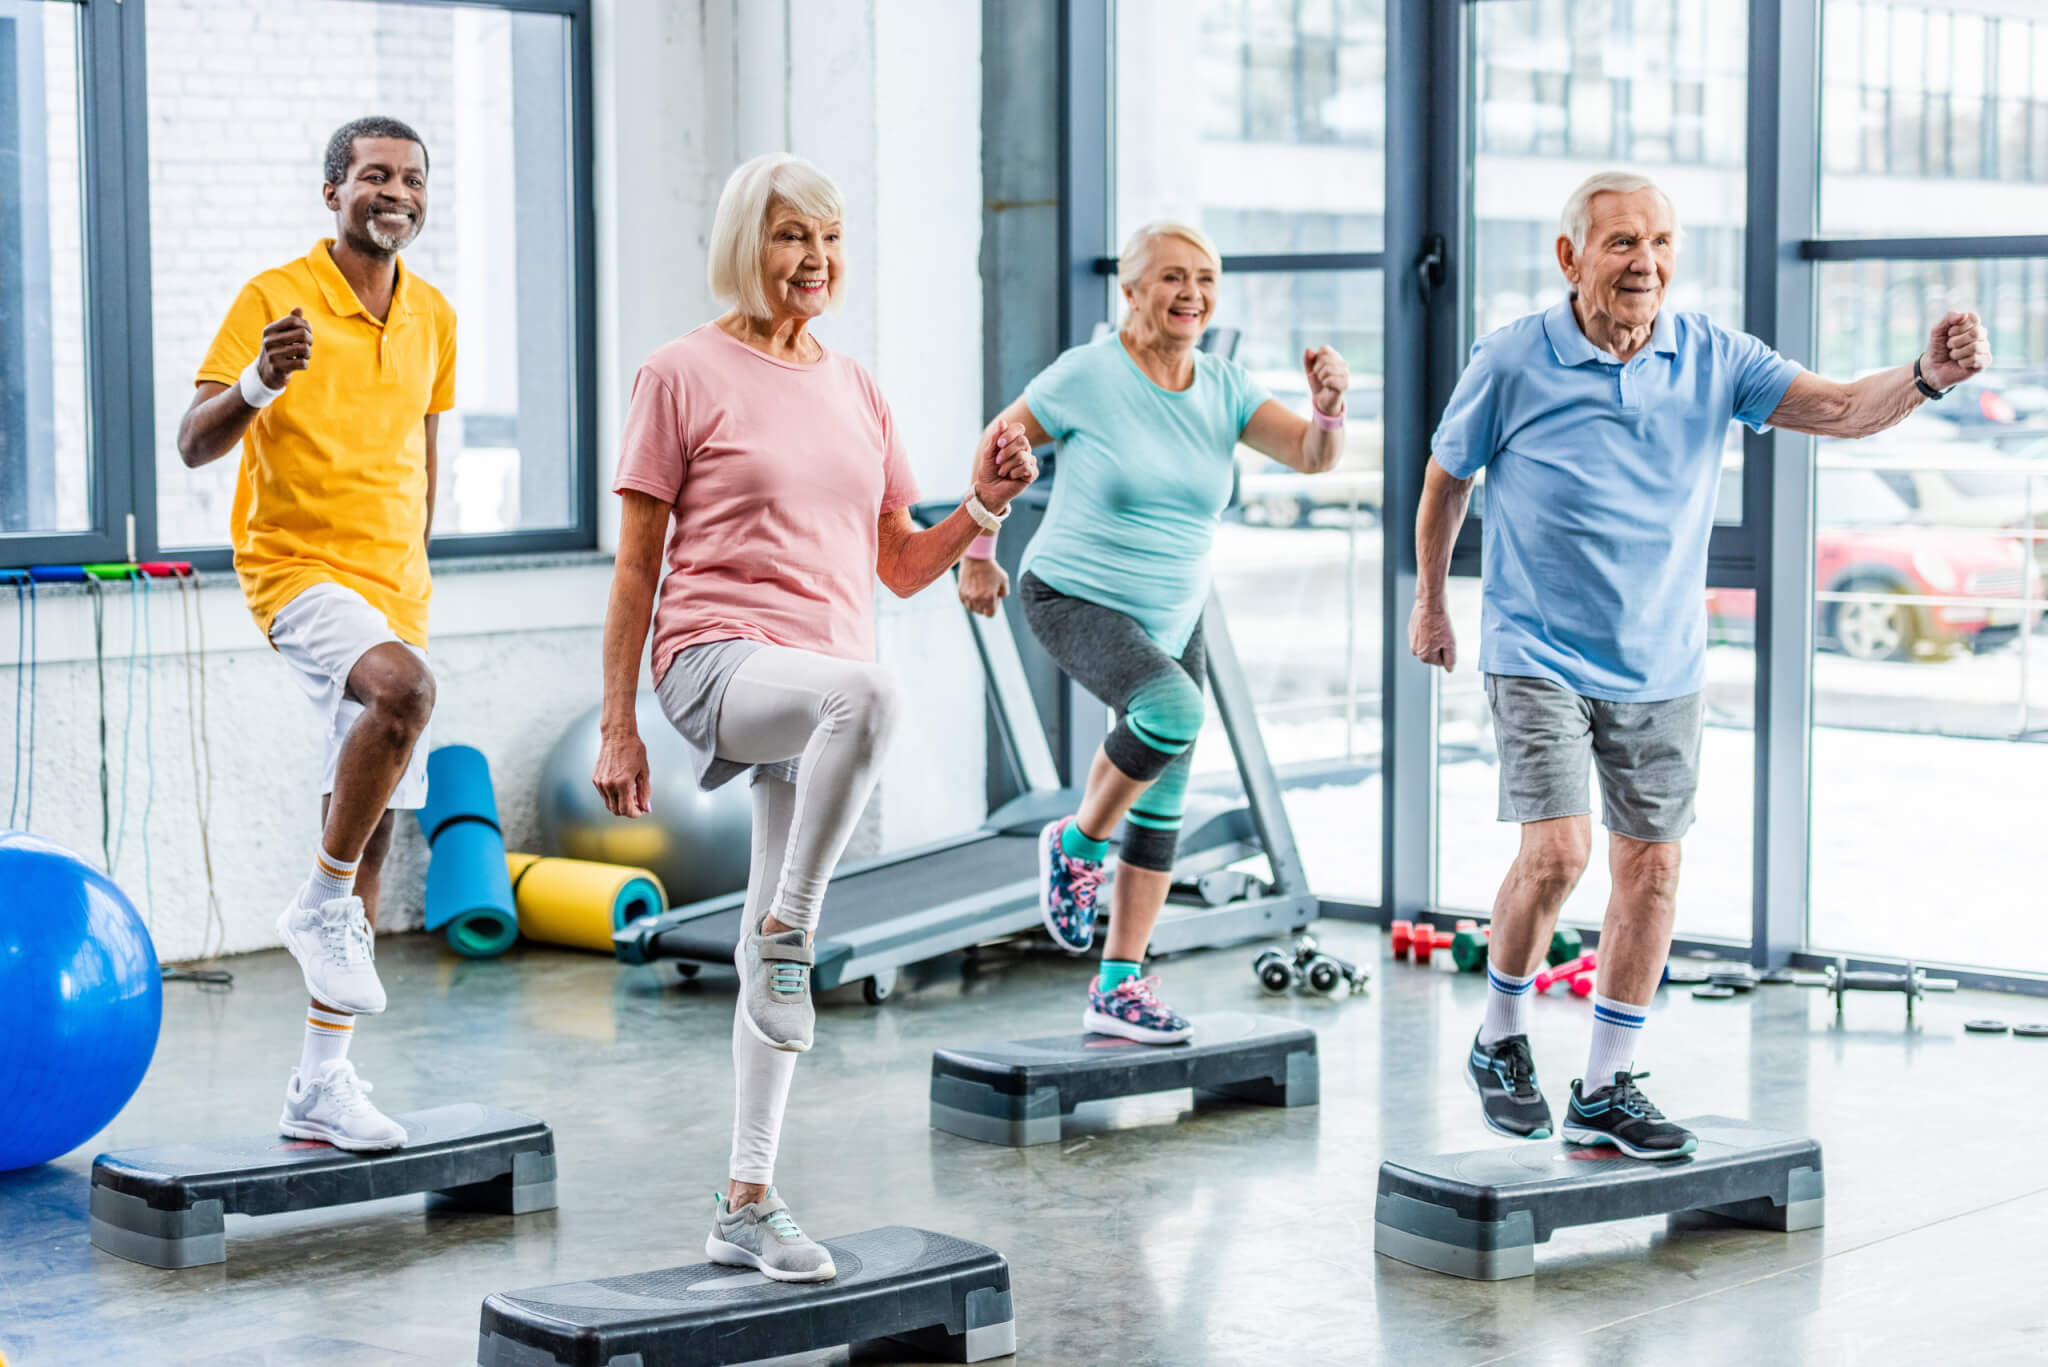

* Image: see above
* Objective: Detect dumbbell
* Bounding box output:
[1301,945,1367,996]
[1825,956,1957,1021]
[1253,949,1299,995]
[1389,920,1413,960]
[1547,927,1584,967]
[1411,926,1453,965]
[1535,951,1597,994]
[1451,923,1491,974]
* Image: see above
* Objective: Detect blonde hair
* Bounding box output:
[1559,171,1682,251]
[1117,220,1223,294]
[707,153,847,319]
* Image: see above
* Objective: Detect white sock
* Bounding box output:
[299,1005,354,1077]
[1584,994,1649,1091]
[301,845,359,911]
[1477,964,1538,1046]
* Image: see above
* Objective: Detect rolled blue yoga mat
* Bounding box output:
[415,745,520,958]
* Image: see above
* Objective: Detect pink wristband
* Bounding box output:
[1312,404,1346,432]
[966,534,998,561]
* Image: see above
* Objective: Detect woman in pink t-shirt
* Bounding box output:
[593,153,1035,1283]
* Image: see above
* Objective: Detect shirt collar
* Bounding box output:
[1543,295,1678,365]
[307,238,413,322]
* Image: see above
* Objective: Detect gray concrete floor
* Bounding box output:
[4,923,2046,1366]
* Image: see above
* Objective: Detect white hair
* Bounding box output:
[1559,171,1682,252]
[1117,220,1223,294]
[707,153,846,320]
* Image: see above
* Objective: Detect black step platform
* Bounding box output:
[930,1011,1318,1147]
[1374,1115,1823,1280]
[476,1225,1014,1367]
[90,1103,556,1268]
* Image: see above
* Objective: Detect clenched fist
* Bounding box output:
[257,308,314,391]
[1303,345,1349,417]
[1920,311,1989,392]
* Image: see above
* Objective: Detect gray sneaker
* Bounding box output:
[705,1189,837,1283]
[734,927,815,1052]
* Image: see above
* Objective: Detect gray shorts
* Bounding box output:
[1484,674,1702,843]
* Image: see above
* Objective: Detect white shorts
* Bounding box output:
[268,583,433,810]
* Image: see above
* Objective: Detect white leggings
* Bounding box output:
[719,647,900,1183]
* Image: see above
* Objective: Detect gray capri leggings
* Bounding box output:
[1018,572,1206,872]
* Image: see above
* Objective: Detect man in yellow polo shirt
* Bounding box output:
[176,115,454,1151]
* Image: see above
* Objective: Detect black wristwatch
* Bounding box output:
[1913,356,1952,401]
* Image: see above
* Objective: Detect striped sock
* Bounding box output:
[1477,964,1538,1046]
[299,1005,354,1076]
[1060,818,1110,863]
[301,845,359,911]
[1585,994,1649,1090]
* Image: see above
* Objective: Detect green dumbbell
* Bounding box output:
[1547,927,1583,967]
[1451,925,1491,973]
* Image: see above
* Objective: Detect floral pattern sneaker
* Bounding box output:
[1038,817,1106,954]
[1083,976,1194,1045]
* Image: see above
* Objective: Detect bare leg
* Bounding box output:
[1487,816,1593,977]
[1103,864,1170,961]
[322,643,435,865]
[1075,744,1149,841]
[1596,834,1682,1003]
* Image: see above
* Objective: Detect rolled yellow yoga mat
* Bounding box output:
[506,852,668,953]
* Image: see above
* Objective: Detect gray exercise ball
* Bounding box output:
[537,692,754,909]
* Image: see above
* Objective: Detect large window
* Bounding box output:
[0,0,594,572]
[0,2,89,538]
[1113,0,1387,901]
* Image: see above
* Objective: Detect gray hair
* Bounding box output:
[707,153,846,320]
[1117,220,1223,294]
[1559,171,1681,251]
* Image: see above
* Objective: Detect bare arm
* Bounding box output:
[1239,346,1351,474]
[1766,310,1990,439]
[1409,457,1474,671]
[590,490,670,818]
[176,308,315,467]
[875,418,1038,597]
[423,413,439,546]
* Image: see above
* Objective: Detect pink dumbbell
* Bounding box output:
[1536,951,1597,994]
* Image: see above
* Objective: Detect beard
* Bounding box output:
[353,211,421,256]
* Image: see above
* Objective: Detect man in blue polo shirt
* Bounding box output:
[1412,171,1988,1159]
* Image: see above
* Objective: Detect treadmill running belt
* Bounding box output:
[648,833,1041,964]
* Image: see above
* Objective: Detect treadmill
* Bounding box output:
[611,581,1317,1003]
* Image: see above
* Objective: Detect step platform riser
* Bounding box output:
[1373,1116,1823,1281]
[929,1012,1318,1147]
[89,1104,555,1269]
[477,1226,1011,1367]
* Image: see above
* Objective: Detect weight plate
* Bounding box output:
[1964,1020,2010,1034]
[2014,1023,2048,1038]
[1692,984,1737,1000]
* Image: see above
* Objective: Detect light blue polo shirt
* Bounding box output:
[1432,299,1802,701]
[1019,333,1270,655]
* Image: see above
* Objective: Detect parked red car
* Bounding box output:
[1706,470,2041,661]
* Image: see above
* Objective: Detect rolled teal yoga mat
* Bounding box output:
[415,746,520,958]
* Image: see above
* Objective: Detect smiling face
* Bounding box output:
[324,136,427,258]
[1124,235,1218,346]
[1559,188,1676,333]
[758,201,843,323]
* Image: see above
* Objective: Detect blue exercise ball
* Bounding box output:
[0,830,163,1171]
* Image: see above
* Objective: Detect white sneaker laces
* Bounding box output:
[318,900,375,969]
[320,1062,377,1117]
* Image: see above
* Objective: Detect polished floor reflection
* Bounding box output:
[4,924,2045,1365]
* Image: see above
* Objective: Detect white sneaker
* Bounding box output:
[277,891,386,1015]
[279,1059,408,1151]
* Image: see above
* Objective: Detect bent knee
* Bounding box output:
[1127,672,1205,754]
[830,664,902,748]
[361,656,436,732]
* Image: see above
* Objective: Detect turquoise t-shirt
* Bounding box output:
[1018,334,1271,655]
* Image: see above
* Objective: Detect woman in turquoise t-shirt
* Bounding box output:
[960,222,1353,1043]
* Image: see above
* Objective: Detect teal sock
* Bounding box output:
[1098,959,1141,993]
[1061,819,1110,863]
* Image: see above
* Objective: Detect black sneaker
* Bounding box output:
[1466,1032,1553,1140]
[1563,1071,1698,1160]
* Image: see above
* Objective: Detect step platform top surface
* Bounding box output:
[1379,1115,1819,1207]
[485,1226,1006,1332]
[92,1104,549,1197]
[933,1012,1313,1081]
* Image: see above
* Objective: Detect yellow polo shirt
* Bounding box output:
[197,239,456,647]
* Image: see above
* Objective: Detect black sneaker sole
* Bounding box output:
[1465,1062,1553,1141]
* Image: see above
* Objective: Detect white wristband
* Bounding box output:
[239,359,286,409]
[964,492,1009,534]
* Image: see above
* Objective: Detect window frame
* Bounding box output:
[0,0,599,575]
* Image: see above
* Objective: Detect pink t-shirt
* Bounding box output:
[614,324,922,682]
